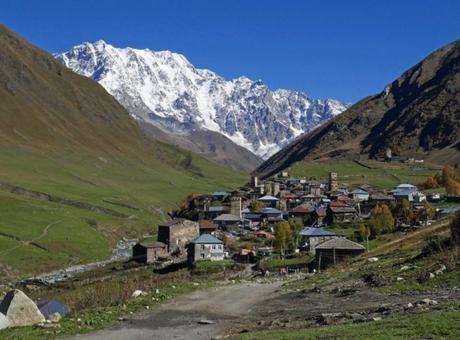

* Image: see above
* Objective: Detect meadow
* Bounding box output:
[0,147,246,278]
[290,159,440,188]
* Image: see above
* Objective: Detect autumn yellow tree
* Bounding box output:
[418,201,435,225]
[358,224,371,251]
[288,218,303,250]
[274,221,292,257]
[441,165,460,196]
[367,204,395,237]
[394,199,413,224]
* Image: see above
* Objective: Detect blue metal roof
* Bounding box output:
[261,207,283,214]
[300,227,335,237]
[190,234,223,244]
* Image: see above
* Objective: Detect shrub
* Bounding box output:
[361,269,385,287]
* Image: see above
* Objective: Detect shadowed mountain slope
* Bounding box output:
[256,39,460,178]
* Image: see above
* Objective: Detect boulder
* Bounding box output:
[131,290,146,298]
[0,289,45,327]
[0,312,10,330]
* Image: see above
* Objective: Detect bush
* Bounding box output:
[421,235,449,256]
[361,269,385,287]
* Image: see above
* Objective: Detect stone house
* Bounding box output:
[327,201,358,224]
[132,241,168,263]
[187,234,224,264]
[289,203,315,225]
[157,219,199,254]
[198,220,218,234]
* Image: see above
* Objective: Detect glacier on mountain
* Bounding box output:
[56,40,349,158]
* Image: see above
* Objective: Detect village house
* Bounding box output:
[205,206,225,219]
[261,207,284,224]
[350,188,369,201]
[299,227,336,255]
[314,207,327,225]
[369,192,396,205]
[212,191,231,201]
[187,234,224,264]
[198,220,218,234]
[327,200,359,224]
[289,203,315,225]
[315,237,365,270]
[157,219,200,254]
[214,213,242,230]
[132,241,168,264]
[258,195,279,208]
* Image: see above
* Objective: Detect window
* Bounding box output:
[201,245,205,250]
[212,245,216,250]
[201,253,205,259]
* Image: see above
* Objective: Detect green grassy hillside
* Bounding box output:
[290,159,440,188]
[0,147,246,279]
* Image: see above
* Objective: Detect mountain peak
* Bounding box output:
[56,42,350,159]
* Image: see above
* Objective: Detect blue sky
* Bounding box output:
[1,0,459,102]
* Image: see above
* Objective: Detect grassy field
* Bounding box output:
[241,306,460,339]
[242,219,460,339]
[290,159,440,188]
[0,267,213,340]
[0,147,246,278]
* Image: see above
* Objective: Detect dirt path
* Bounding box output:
[69,281,282,340]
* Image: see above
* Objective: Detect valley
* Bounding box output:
[0,5,459,340]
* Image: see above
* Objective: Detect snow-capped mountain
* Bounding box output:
[55,40,350,159]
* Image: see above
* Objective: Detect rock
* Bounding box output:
[48,312,61,323]
[155,289,160,294]
[420,298,437,305]
[0,312,10,330]
[348,313,366,323]
[429,273,435,279]
[131,290,146,298]
[372,317,382,321]
[317,313,343,325]
[435,265,447,275]
[407,303,414,309]
[193,282,200,286]
[400,265,410,271]
[396,277,404,282]
[368,257,379,263]
[198,319,215,324]
[0,289,45,327]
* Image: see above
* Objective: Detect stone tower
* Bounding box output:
[230,196,242,218]
[251,175,259,188]
[329,172,338,192]
[264,182,273,196]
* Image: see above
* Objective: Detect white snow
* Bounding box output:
[55,41,350,159]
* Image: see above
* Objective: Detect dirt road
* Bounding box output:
[70,281,282,340]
